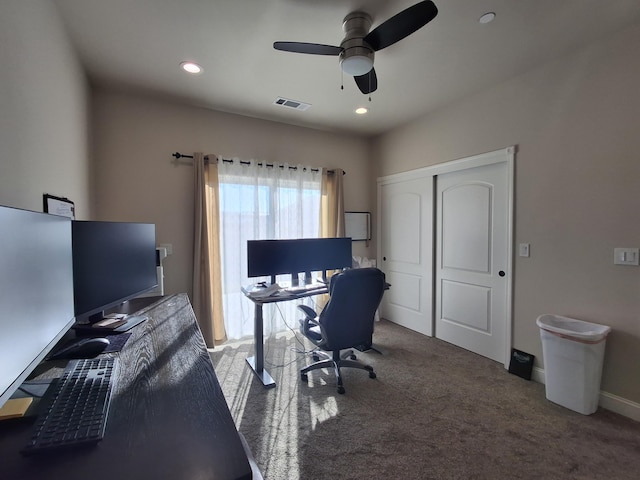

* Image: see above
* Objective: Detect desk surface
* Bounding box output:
[241,282,328,304]
[0,294,252,480]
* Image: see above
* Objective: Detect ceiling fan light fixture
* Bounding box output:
[339,43,374,76]
[341,55,374,76]
[180,61,203,74]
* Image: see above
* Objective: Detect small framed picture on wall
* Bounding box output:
[43,193,75,219]
[345,211,371,241]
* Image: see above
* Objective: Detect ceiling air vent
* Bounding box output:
[273,97,311,111]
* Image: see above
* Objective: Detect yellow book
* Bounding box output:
[0,397,33,420]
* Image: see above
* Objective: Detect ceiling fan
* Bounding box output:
[273,1,438,95]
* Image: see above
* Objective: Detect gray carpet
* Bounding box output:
[210,319,640,480]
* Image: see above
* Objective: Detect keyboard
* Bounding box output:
[282,282,326,293]
[22,357,118,455]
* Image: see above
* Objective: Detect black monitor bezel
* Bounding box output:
[247,237,352,279]
[72,220,158,322]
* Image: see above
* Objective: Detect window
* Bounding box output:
[217,160,322,339]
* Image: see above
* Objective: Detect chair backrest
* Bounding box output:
[318,268,386,351]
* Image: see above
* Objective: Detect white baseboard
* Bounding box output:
[531,367,640,422]
[599,391,640,422]
[531,366,545,385]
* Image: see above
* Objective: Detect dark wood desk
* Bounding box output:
[0,294,253,480]
[241,284,328,388]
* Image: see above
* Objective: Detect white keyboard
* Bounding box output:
[282,282,325,293]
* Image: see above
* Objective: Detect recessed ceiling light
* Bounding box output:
[355,107,368,115]
[180,61,203,74]
[479,12,496,24]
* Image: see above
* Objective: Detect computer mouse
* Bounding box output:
[49,337,110,360]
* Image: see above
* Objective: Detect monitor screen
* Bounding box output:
[247,237,352,278]
[72,221,158,322]
[0,206,75,409]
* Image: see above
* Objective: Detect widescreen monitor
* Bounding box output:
[72,221,158,322]
[0,206,75,409]
[247,237,352,280]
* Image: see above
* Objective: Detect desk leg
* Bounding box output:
[246,303,276,388]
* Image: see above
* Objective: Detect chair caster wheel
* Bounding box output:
[337,386,345,394]
[349,354,357,360]
[312,355,320,362]
[301,373,308,381]
[369,371,376,379]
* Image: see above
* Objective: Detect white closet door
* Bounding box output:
[378,147,513,366]
[435,160,510,363]
[378,176,433,336]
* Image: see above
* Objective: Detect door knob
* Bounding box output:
[498,270,505,277]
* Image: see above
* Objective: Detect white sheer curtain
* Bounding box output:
[217,157,322,340]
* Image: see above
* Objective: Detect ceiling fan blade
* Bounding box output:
[273,42,342,56]
[364,1,438,51]
[354,68,378,94]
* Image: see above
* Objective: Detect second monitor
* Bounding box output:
[72,221,158,324]
[247,237,352,284]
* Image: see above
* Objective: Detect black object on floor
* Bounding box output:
[508,348,535,380]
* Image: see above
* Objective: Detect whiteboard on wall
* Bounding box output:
[345,212,371,241]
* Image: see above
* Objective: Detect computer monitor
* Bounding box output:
[72,221,158,322]
[0,206,75,409]
[247,237,352,282]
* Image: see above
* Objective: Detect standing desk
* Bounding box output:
[241,284,328,388]
[0,294,254,480]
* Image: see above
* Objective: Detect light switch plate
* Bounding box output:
[613,248,639,266]
[519,243,530,257]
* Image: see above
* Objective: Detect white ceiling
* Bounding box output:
[53,0,640,137]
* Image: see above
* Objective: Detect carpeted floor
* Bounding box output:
[210,319,640,480]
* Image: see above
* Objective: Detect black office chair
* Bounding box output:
[298,267,386,394]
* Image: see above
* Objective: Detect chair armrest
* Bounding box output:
[297,304,317,320]
[297,304,321,339]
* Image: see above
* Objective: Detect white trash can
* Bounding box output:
[536,314,611,415]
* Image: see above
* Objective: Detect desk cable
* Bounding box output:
[263,300,320,369]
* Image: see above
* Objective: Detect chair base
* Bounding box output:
[301,349,376,394]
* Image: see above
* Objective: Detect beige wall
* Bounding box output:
[0,0,90,216]
[372,22,640,404]
[91,89,373,299]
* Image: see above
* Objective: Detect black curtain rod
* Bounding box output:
[171,152,343,175]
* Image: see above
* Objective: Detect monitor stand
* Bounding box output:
[74,296,162,334]
[109,296,163,316]
[109,315,147,332]
[73,315,147,334]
